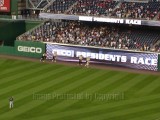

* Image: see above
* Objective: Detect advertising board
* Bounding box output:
[15,41,45,58]
[46,43,159,71]
[0,0,10,12]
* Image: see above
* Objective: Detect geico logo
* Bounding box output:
[52,49,74,57]
[18,46,42,53]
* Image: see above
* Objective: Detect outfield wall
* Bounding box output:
[0,40,159,71]
[158,54,160,71]
[46,43,159,71]
[0,41,45,58]
[0,20,42,46]
[14,41,45,58]
[0,46,15,55]
[25,21,42,31]
[0,20,25,46]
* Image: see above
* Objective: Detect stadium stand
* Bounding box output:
[155,42,160,52]
[111,1,160,20]
[47,0,77,13]
[67,0,119,16]
[17,20,160,52]
[15,0,160,52]
[41,0,160,20]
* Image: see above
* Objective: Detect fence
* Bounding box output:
[0,40,45,58]
[0,41,159,71]
[46,43,160,71]
[158,54,160,71]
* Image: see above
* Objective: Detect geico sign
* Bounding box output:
[52,49,74,57]
[18,46,42,53]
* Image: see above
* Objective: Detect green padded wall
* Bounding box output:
[0,20,25,46]
[14,40,45,58]
[158,54,160,71]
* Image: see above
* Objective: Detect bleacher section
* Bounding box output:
[67,0,118,16]
[112,2,160,20]
[17,20,160,52]
[15,0,160,53]
[41,0,160,20]
[47,0,77,13]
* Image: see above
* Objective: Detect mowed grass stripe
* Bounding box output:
[0,59,7,64]
[0,59,38,76]
[0,66,74,117]
[0,64,63,96]
[25,95,160,120]
[0,59,22,71]
[58,72,128,112]
[85,71,128,93]
[0,62,41,84]
[0,58,30,68]
[125,75,159,98]
[0,64,67,105]
[129,112,160,120]
[0,59,15,71]
[8,107,160,120]
[0,66,87,117]
[63,93,160,115]
[93,73,137,95]
[0,63,59,91]
[15,70,117,119]
[32,72,141,119]
[149,83,160,95]
[0,65,71,105]
[58,97,160,120]
[77,102,160,120]
[1,68,92,118]
[67,74,142,110]
[65,71,118,93]
[102,102,160,120]
[134,76,160,96]
[0,59,159,120]
[11,73,160,119]
[111,74,149,92]
[15,70,154,119]
[53,74,146,113]
[0,61,34,79]
[44,71,119,112]
[14,68,99,119]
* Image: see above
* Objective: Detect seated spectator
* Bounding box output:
[112,1,160,20]
[17,20,160,52]
[67,0,118,16]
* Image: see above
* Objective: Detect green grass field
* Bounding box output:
[0,58,160,120]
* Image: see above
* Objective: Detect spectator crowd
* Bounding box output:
[67,0,118,16]
[17,21,160,52]
[43,0,160,20]
[112,2,160,20]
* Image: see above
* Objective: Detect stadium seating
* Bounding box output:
[16,1,160,52]
[155,42,160,52]
[17,20,160,52]
[42,0,160,20]
[47,0,77,13]
[31,0,52,8]
[67,0,119,16]
[112,1,160,20]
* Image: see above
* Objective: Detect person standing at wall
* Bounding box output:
[85,56,90,68]
[40,53,46,62]
[52,51,57,62]
[78,55,83,65]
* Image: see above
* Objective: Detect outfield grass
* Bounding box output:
[0,58,160,120]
